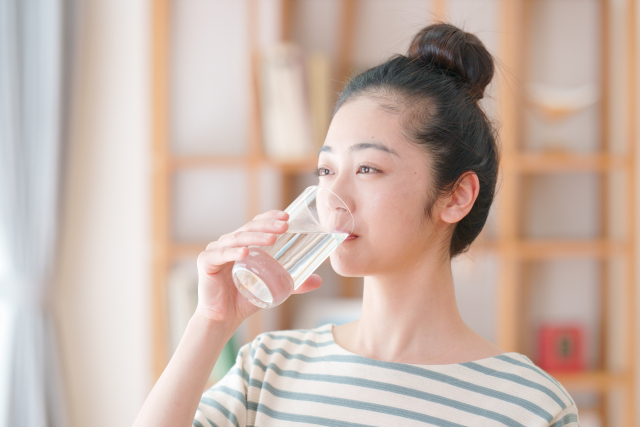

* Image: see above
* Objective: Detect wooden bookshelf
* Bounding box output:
[151,1,637,424]
[492,0,637,425]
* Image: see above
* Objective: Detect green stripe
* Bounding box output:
[495,355,574,405]
[264,333,334,348]
[247,380,469,427]
[212,385,246,407]
[247,401,373,426]
[200,397,240,427]
[461,362,566,409]
[550,412,579,426]
[193,413,220,427]
[252,359,527,427]
[253,342,553,422]
[250,341,319,362]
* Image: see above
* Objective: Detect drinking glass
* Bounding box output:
[232,185,354,308]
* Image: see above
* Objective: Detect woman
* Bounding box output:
[134,23,579,427]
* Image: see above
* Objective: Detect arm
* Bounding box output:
[132,313,240,427]
[132,210,322,427]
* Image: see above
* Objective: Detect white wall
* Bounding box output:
[53,1,151,427]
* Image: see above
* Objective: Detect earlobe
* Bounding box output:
[440,172,480,224]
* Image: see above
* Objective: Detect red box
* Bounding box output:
[537,324,585,372]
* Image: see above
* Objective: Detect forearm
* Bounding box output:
[133,312,241,427]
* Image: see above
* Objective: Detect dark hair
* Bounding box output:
[334,23,499,257]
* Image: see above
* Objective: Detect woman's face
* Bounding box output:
[318,96,446,277]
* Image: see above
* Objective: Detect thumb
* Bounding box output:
[293,274,322,294]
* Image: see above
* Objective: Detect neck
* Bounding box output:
[348,250,475,364]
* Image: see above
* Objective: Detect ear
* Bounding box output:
[440,172,480,224]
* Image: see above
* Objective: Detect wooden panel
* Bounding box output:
[623,0,638,424]
[281,0,296,42]
[496,0,526,352]
[553,370,627,392]
[151,0,172,381]
[597,1,611,422]
[431,0,447,22]
[246,0,264,342]
[335,0,357,98]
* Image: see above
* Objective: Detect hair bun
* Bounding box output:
[407,23,494,100]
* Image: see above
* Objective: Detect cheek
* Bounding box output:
[370,186,426,236]
[330,178,431,276]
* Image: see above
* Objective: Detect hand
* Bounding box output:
[194,210,323,324]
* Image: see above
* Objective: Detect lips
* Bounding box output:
[345,233,358,241]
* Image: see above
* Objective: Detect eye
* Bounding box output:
[357,165,380,174]
[314,167,333,177]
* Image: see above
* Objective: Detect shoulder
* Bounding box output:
[241,323,334,363]
[461,352,577,421]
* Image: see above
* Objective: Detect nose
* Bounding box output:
[321,185,355,217]
[321,172,355,212]
[317,184,355,235]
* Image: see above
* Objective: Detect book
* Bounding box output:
[307,52,331,150]
[260,43,315,160]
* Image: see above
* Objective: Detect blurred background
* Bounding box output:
[0,0,639,426]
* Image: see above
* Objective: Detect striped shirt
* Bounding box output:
[193,323,579,426]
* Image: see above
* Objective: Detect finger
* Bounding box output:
[236,217,289,234]
[292,274,322,294]
[197,246,247,274]
[207,217,289,251]
[252,210,289,221]
[215,231,280,249]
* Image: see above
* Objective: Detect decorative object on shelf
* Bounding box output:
[527,82,599,121]
[537,323,586,372]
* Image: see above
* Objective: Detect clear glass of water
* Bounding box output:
[232,186,354,308]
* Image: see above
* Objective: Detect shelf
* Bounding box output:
[474,239,628,259]
[551,370,628,392]
[170,155,318,174]
[515,152,630,174]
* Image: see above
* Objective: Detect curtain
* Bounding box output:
[0,0,69,426]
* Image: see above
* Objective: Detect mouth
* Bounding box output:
[345,233,358,241]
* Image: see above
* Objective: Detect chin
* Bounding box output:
[328,250,371,277]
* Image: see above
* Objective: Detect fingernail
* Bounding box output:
[237,248,244,254]
[275,220,286,227]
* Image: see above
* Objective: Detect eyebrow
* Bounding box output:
[317,142,398,157]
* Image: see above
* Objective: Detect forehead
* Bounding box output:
[322,96,418,156]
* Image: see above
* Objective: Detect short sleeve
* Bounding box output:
[193,342,253,427]
[548,404,580,427]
